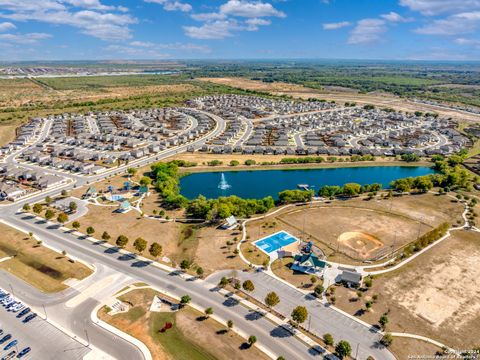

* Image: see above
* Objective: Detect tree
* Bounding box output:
[61,250,67,257]
[219,276,229,287]
[380,333,393,347]
[364,277,373,288]
[314,284,324,297]
[22,203,30,211]
[133,237,147,253]
[204,307,213,318]
[310,275,317,284]
[379,315,389,329]
[196,267,204,277]
[45,196,53,204]
[139,176,151,186]
[335,340,352,359]
[149,242,162,258]
[180,259,191,270]
[291,306,308,325]
[116,235,129,248]
[242,280,255,292]
[33,203,43,214]
[57,212,68,224]
[323,333,334,346]
[230,160,239,166]
[45,209,55,220]
[86,226,95,236]
[101,231,111,241]
[72,221,80,230]
[227,320,233,331]
[365,301,373,310]
[180,295,191,306]
[342,183,362,197]
[127,167,137,176]
[247,335,257,347]
[69,201,78,212]
[265,291,280,308]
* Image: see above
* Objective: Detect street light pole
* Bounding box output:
[43,304,48,320]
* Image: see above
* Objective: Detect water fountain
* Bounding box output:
[218,173,231,190]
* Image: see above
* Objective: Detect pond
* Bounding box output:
[179,166,437,200]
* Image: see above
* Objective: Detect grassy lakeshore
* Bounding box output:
[175,159,433,174]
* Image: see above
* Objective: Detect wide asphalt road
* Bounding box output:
[4,212,342,360]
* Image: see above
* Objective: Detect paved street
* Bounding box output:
[207,270,390,360]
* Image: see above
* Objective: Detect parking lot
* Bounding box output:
[0,288,90,360]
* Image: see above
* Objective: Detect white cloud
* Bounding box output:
[0,22,16,32]
[0,32,51,44]
[186,0,284,39]
[191,12,226,21]
[219,0,286,18]
[455,37,480,46]
[245,17,271,30]
[348,18,386,44]
[380,11,413,23]
[144,0,192,12]
[184,19,242,39]
[399,0,480,16]
[0,1,137,41]
[322,21,351,30]
[415,11,480,35]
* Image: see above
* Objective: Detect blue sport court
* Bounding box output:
[253,231,299,254]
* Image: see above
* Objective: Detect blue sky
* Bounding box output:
[0,0,479,61]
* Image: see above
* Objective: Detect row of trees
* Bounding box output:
[318,183,382,198]
[187,195,275,220]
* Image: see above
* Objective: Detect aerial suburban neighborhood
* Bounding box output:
[0,1,479,360]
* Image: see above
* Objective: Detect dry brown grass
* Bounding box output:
[333,230,480,349]
[389,338,443,360]
[0,222,92,293]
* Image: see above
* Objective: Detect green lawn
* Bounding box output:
[149,312,216,360]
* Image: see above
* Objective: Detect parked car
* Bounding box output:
[4,340,17,351]
[16,348,30,359]
[1,350,16,360]
[0,335,12,344]
[22,313,36,323]
[16,308,30,318]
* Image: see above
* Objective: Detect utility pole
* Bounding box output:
[84,328,90,347]
[9,283,14,296]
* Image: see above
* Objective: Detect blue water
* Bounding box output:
[254,231,299,254]
[179,166,436,200]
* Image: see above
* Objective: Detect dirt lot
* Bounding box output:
[198,77,480,124]
[333,230,480,349]
[99,287,268,360]
[0,222,92,293]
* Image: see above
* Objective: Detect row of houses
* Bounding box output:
[0,164,66,201]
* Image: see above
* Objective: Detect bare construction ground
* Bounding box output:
[333,230,480,349]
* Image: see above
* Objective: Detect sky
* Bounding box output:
[0,0,479,61]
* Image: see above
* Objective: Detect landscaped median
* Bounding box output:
[0,221,93,293]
